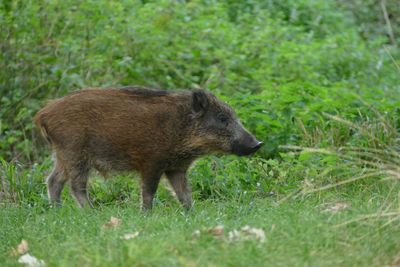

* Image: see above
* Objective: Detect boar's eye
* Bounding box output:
[217,114,229,125]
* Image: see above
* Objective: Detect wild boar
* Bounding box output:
[34,87,263,210]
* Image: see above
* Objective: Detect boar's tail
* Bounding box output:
[34,112,52,144]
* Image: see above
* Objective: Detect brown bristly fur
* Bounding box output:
[34,86,261,209]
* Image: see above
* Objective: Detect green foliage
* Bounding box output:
[338,0,400,44]
[0,159,49,205]
[1,2,399,265]
[0,0,399,204]
[1,0,399,161]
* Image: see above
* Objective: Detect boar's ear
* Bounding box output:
[192,90,209,118]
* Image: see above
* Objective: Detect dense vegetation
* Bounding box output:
[1,1,399,266]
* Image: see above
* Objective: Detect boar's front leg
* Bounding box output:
[140,171,162,210]
[165,170,192,210]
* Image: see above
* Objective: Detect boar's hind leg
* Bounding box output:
[140,171,162,211]
[46,166,67,206]
[68,161,93,208]
[165,170,192,210]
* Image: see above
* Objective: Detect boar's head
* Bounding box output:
[190,90,263,156]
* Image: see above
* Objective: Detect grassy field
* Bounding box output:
[1,1,400,266]
[1,182,399,267]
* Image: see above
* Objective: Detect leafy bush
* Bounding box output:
[0,0,399,204]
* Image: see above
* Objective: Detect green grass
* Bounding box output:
[1,183,399,267]
[1,1,399,266]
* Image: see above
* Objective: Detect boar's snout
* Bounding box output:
[253,141,264,151]
[231,131,264,156]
